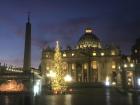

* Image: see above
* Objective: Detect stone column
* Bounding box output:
[82,64,84,82]
[68,63,71,75]
[87,61,91,82]
[75,63,78,82]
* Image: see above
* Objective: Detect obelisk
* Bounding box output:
[23,14,31,72]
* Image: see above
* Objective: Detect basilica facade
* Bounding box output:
[40,28,121,83]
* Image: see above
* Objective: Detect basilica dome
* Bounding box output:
[76,28,101,49]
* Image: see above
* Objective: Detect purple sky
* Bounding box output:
[0,0,140,68]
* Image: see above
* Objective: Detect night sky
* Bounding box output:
[0,0,140,68]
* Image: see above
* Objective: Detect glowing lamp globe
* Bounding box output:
[64,74,72,82]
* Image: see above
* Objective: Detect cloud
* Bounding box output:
[31,13,140,54]
[32,36,51,49]
[36,17,98,48]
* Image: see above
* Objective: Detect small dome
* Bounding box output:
[76,28,101,49]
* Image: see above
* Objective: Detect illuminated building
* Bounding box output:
[116,56,135,89]
[131,38,140,89]
[41,28,121,83]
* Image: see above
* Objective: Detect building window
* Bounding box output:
[111,50,115,55]
[84,63,88,69]
[128,72,133,77]
[92,61,97,69]
[46,54,49,58]
[101,52,104,56]
[92,44,97,48]
[46,67,49,70]
[85,29,92,33]
[92,52,96,56]
[80,45,83,48]
[112,62,116,69]
[72,64,75,70]
[112,65,116,69]
[63,53,66,57]
[83,44,87,48]
[98,43,101,48]
[63,64,67,70]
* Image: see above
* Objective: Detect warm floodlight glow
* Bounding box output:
[63,53,66,57]
[112,82,116,86]
[112,65,116,69]
[101,52,104,56]
[137,78,140,86]
[72,53,75,56]
[128,78,132,82]
[118,66,121,70]
[0,80,25,92]
[47,70,56,78]
[105,76,110,86]
[130,63,134,68]
[64,74,72,82]
[85,29,92,33]
[92,52,96,56]
[111,51,115,55]
[124,64,127,68]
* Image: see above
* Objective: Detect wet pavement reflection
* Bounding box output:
[0,88,140,105]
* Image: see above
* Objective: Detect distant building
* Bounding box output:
[41,28,121,83]
[116,55,135,89]
[131,38,140,63]
[131,38,140,89]
[116,38,140,89]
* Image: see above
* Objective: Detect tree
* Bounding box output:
[51,41,66,93]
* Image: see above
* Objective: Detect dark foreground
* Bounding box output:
[0,88,140,105]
